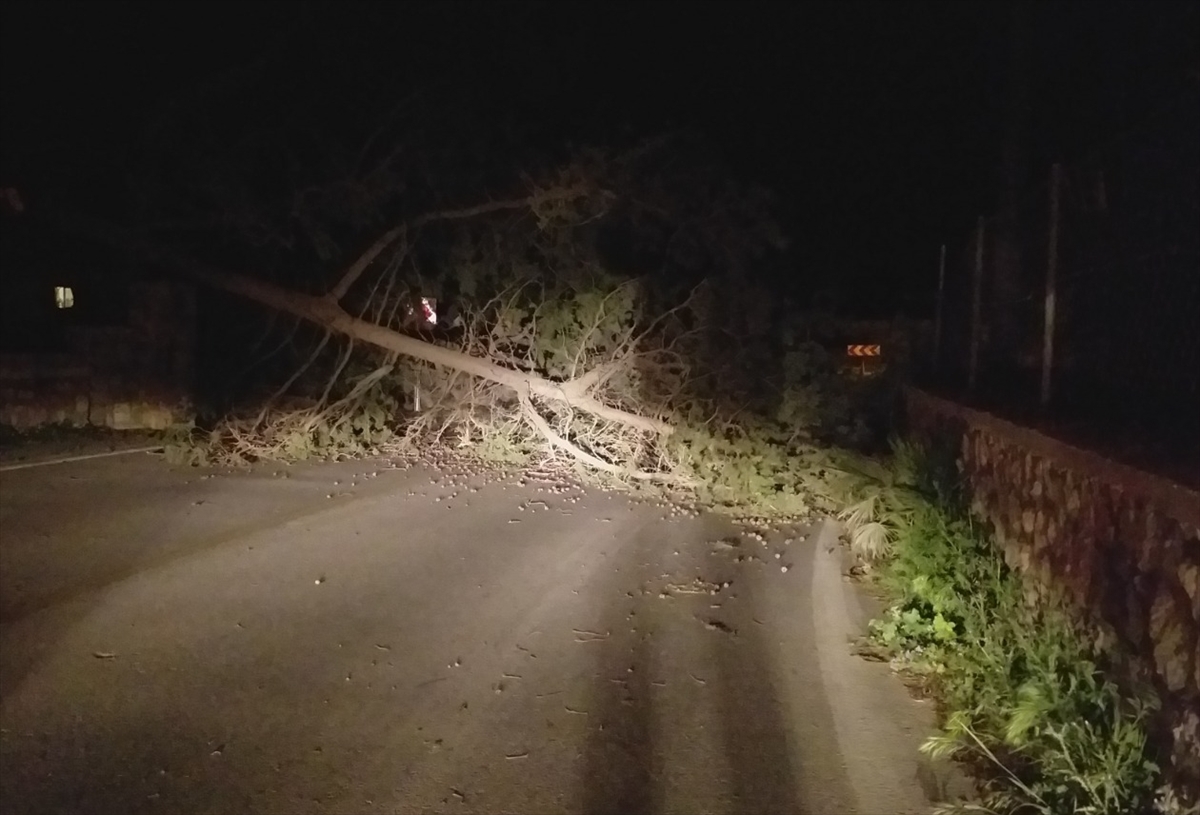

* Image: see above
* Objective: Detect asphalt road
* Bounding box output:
[0,449,959,814]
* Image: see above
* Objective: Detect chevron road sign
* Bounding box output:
[846,344,882,357]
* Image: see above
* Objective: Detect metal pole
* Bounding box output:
[968,217,985,394]
[1041,163,1062,408]
[933,243,946,372]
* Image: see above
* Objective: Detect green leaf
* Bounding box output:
[932,613,958,642]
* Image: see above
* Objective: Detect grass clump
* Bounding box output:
[843,439,1170,815]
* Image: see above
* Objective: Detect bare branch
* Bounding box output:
[327,181,591,302]
[254,330,332,427]
[565,360,623,396]
[329,222,408,302]
[319,338,356,407]
[519,394,681,483]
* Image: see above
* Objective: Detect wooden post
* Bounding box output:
[933,243,946,372]
[968,217,985,393]
[1041,163,1062,408]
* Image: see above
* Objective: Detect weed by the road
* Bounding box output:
[843,440,1170,815]
[665,413,845,519]
[163,369,402,467]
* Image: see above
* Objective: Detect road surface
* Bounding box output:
[0,449,961,814]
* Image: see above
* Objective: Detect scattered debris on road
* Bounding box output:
[711,536,741,551]
[572,629,609,642]
[702,618,737,636]
[659,577,731,598]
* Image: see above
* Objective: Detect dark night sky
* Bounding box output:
[2,0,1197,317]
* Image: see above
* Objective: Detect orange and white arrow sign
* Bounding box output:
[846,344,882,357]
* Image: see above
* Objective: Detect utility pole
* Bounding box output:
[992,2,1032,369]
[934,243,946,373]
[969,217,985,394]
[1041,164,1062,408]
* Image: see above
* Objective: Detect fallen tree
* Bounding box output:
[53,166,890,521]
[62,202,680,480]
[54,99,868,501]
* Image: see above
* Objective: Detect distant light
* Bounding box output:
[420,297,437,324]
[54,286,75,309]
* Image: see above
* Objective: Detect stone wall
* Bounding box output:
[0,281,194,431]
[905,388,1200,798]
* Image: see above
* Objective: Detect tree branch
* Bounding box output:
[328,222,407,301]
[327,181,591,302]
[518,394,678,482]
[564,359,624,396]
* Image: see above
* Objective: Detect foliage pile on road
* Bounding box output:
[164,363,401,467]
[841,439,1177,815]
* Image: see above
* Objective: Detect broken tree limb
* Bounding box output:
[518,394,681,482]
[566,359,624,395]
[329,222,407,302]
[62,214,672,436]
[328,182,591,302]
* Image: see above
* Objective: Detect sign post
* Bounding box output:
[846,344,882,376]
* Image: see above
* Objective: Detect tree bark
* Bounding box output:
[64,215,672,436]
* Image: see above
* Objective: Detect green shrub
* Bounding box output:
[848,440,1165,815]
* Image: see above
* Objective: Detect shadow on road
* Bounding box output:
[581,545,661,815]
[582,626,660,815]
[712,577,802,814]
[580,517,804,815]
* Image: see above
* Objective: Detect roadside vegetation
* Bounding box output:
[840,438,1181,815]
